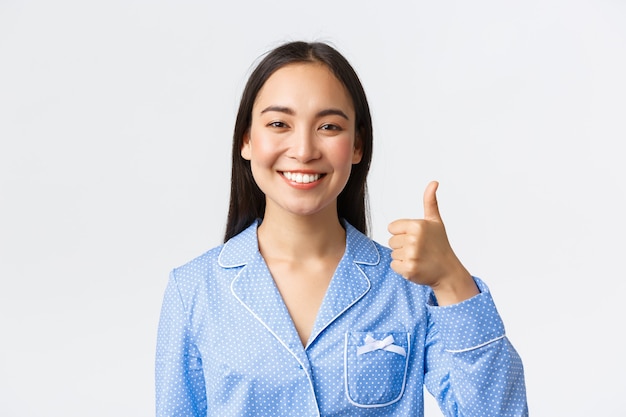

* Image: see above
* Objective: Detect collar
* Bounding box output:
[218,218,381,355]
[218,219,380,268]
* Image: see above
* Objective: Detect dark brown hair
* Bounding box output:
[224,41,373,242]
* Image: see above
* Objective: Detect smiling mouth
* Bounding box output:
[281,171,325,184]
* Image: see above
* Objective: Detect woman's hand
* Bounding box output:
[388,181,479,306]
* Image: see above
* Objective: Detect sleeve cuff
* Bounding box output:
[426,277,506,352]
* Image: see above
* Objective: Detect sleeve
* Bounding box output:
[423,277,528,417]
[155,271,208,417]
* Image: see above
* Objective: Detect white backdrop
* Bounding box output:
[1,0,624,416]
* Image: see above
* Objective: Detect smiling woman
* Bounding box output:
[241,62,362,221]
[155,41,528,417]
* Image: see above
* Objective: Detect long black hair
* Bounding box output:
[224,41,373,242]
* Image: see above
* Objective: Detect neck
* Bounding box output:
[257,209,346,261]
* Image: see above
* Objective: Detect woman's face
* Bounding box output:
[241,62,362,220]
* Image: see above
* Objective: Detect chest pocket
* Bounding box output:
[344,331,411,408]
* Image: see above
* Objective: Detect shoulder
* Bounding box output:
[172,245,223,280]
[169,245,225,298]
[169,221,260,297]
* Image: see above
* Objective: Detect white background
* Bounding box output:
[1,0,625,416]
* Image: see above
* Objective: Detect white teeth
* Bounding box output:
[283,172,321,184]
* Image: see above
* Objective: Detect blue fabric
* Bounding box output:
[156,220,528,416]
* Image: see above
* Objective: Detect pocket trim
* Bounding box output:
[343,331,411,408]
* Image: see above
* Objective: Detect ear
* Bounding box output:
[241,131,252,161]
[352,132,363,164]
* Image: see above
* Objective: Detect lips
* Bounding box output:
[281,171,324,184]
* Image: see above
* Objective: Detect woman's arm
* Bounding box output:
[423,278,528,416]
[155,273,207,417]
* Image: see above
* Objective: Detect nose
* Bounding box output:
[288,128,321,162]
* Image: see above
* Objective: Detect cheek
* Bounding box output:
[329,139,359,168]
[248,134,279,165]
[255,139,278,157]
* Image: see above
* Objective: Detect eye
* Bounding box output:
[319,123,342,131]
[267,121,289,129]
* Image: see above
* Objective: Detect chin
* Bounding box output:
[281,203,334,218]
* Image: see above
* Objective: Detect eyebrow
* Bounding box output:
[260,106,350,120]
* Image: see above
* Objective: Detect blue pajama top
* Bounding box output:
[156,220,528,416]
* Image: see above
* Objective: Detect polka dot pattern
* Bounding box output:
[156,220,528,416]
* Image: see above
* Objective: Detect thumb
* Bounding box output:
[423,181,443,222]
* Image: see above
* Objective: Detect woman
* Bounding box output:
[156,41,528,416]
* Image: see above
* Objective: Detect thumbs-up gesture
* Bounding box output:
[388,181,479,305]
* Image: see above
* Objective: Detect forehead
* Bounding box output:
[254,63,354,113]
